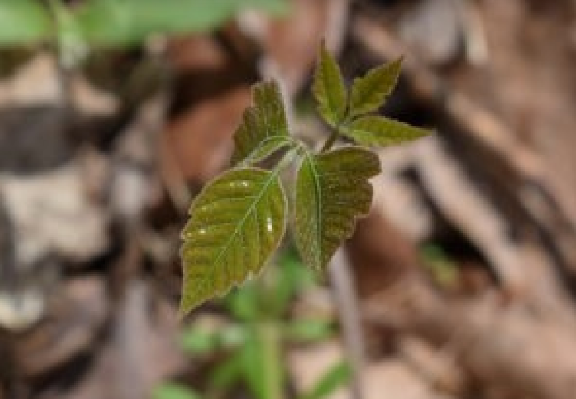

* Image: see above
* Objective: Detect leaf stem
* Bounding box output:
[320,124,342,152]
[328,249,365,399]
[276,146,300,171]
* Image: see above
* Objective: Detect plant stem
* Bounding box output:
[328,249,365,399]
[257,322,284,399]
[321,127,340,152]
[319,120,365,399]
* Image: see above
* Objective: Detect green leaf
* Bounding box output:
[299,361,350,399]
[76,0,287,46]
[226,283,260,321]
[180,168,287,315]
[181,327,218,355]
[286,319,333,343]
[294,147,380,270]
[0,0,52,45]
[208,353,242,393]
[152,383,202,399]
[231,81,293,166]
[343,115,431,147]
[312,41,347,127]
[268,250,314,315]
[349,57,403,117]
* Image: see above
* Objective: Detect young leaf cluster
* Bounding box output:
[180,42,431,315]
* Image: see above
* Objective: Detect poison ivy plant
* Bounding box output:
[180,41,432,315]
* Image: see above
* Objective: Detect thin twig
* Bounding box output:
[328,248,365,399]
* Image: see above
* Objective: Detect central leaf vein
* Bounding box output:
[190,168,281,300]
[305,151,323,267]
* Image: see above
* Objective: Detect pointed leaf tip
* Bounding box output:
[349,57,403,117]
[312,41,347,127]
[343,115,432,147]
[231,80,293,166]
[180,167,287,315]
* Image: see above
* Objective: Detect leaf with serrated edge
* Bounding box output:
[312,41,347,127]
[294,147,380,270]
[231,81,292,166]
[180,167,287,314]
[349,57,402,118]
[343,115,431,147]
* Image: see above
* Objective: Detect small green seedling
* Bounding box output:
[180,42,432,315]
[159,250,345,399]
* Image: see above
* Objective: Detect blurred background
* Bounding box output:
[1,0,576,398]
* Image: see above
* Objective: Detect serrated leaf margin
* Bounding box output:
[349,57,403,118]
[312,41,347,127]
[293,146,381,270]
[342,115,432,147]
[231,80,293,166]
[180,167,288,315]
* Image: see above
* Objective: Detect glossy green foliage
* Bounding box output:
[349,57,403,117]
[231,81,294,166]
[343,115,431,147]
[312,41,347,127]
[180,43,430,314]
[180,168,287,314]
[0,0,51,45]
[294,147,380,270]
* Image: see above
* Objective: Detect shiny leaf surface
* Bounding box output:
[294,147,380,270]
[180,168,287,314]
[349,57,402,117]
[312,41,347,127]
[231,80,293,166]
[343,115,432,147]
